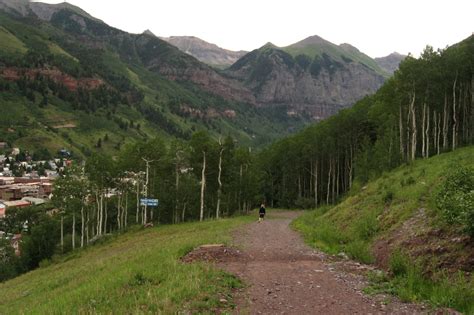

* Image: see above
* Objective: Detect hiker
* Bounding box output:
[258,203,266,222]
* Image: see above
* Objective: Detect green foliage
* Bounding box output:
[0,238,19,282]
[436,166,474,236]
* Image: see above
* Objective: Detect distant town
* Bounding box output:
[0,143,71,254]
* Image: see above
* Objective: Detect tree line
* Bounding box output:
[0,132,261,281]
[258,37,474,208]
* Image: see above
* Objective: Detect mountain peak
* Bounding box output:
[291,35,330,48]
[261,42,277,50]
[143,29,156,37]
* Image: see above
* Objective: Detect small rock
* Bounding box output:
[219,298,228,303]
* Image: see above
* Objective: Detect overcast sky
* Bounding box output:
[37,0,473,58]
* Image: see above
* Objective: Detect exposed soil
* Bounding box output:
[181,244,248,264]
[0,67,104,91]
[373,208,474,275]
[185,211,440,314]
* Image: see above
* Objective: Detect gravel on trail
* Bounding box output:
[219,211,431,315]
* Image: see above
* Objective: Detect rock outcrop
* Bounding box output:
[161,36,247,68]
[375,52,406,74]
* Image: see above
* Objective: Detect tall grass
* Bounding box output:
[384,251,474,313]
[0,216,253,314]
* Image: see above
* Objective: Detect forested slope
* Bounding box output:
[258,35,474,208]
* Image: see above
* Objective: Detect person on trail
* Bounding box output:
[258,203,266,222]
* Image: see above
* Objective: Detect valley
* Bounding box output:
[0,0,473,314]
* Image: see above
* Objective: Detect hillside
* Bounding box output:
[226,37,386,120]
[161,36,247,69]
[0,216,253,313]
[0,0,303,155]
[293,147,474,312]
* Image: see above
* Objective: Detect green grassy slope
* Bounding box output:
[293,147,474,312]
[0,25,26,55]
[282,38,388,77]
[0,216,253,314]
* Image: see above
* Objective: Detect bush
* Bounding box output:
[436,166,474,236]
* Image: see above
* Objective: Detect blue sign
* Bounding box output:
[140,198,159,207]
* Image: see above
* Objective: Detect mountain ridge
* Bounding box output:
[161,35,247,69]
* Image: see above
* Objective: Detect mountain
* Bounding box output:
[0,0,301,156]
[226,37,386,120]
[161,36,247,69]
[375,52,406,74]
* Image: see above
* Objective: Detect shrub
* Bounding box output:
[436,166,474,236]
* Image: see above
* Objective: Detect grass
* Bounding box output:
[281,39,387,77]
[0,215,253,314]
[365,251,474,313]
[293,146,474,312]
[0,26,27,55]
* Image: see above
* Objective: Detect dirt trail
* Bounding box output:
[220,211,428,315]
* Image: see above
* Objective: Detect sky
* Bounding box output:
[37,0,473,58]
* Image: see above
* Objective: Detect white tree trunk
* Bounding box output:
[81,204,84,248]
[452,74,458,150]
[314,160,318,207]
[410,92,417,161]
[216,147,224,220]
[72,211,76,250]
[326,158,332,204]
[136,181,140,224]
[200,151,206,222]
[399,105,405,159]
[425,106,430,158]
[443,92,449,149]
[422,102,426,158]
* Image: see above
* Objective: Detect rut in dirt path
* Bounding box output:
[220,211,427,315]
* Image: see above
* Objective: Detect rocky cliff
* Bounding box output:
[227,42,385,120]
[375,52,406,74]
[161,36,247,68]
